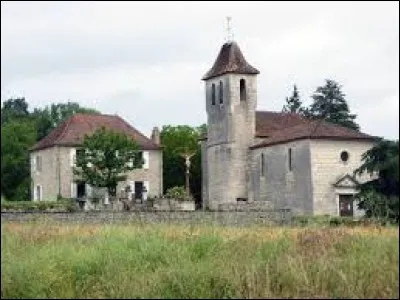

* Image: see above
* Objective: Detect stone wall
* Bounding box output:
[251,140,313,215]
[1,210,292,226]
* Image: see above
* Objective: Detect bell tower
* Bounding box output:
[202,21,260,210]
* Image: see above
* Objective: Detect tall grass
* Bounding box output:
[1,221,398,299]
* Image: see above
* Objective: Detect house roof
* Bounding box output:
[250,116,377,149]
[202,41,260,80]
[30,113,161,151]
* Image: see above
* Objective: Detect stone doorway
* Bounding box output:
[339,194,354,217]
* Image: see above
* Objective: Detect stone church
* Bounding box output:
[200,40,377,216]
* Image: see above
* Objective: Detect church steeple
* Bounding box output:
[202,41,260,80]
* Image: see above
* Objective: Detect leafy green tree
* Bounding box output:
[282,84,305,114]
[355,139,399,221]
[32,102,99,141]
[307,79,359,130]
[73,127,143,198]
[160,124,205,206]
[1,98,30,125]
[1,119,37,201]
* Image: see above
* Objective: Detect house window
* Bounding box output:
[261,153,265,177]
[35,185,42,201]
[35,155,42,172]
[240,79,246,101]
[219,81,223,104]
[340,151,349,162]
[211,84,216,105]
[288,148,292,171]
[143,151,149,169]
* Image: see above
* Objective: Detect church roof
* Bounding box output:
[30,113,161,151]
[199,110,377,146]
[202,41,260,80]
[251,115,377,149]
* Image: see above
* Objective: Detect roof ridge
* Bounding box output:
[114,115,159,147]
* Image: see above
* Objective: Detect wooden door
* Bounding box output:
[339,195,354,217]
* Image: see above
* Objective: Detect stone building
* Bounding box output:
[29,113,163,202]
[200,40,377,216]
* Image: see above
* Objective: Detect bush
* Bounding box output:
[165,186,194,202]
[1,199,76,212]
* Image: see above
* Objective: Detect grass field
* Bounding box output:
[1,221,399,299]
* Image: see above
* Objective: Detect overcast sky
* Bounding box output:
[1,1,399,140]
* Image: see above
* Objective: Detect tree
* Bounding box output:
[307,79,359,130]
[355,139,399,221]
[1,98,30,125]
[32,102,99,141]
[73,127,143,198]
[282,84,305,114]
[1,119,37,201]
[160,124,205,207]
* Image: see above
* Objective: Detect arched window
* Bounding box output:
[261,153,265,177]
[240,79,246,101]
[219,81,223,104]
[211,84,216,105]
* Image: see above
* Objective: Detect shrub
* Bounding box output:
[165,186,194,202]
[1,199,76,212]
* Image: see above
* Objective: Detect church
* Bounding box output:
[199,40,377,216]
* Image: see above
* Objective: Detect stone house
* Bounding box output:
[29,113,163,203]
[200,40,377,216]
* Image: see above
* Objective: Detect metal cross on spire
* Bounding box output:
[225,16,234,42]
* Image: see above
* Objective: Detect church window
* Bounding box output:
[288,148,292,171]
[340,151,349,162]
[219,81,223,104]
[261,153,265,177]
[240,79,246,101]
[211,84,216,105]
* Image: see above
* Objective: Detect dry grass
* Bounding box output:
[1,221,398,299]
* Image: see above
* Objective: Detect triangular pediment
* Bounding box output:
[333,174,360,188]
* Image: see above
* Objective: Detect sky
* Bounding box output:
[1,1,399,140]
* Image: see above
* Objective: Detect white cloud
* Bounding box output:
[1,1,399,139]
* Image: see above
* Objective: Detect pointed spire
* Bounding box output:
[202,41,260,80]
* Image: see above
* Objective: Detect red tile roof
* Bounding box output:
[251,115,376,149]
[30,113,161,151]
[202,42,260,80]
[199,110,377,147]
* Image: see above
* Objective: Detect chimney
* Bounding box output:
[151,126,160,145]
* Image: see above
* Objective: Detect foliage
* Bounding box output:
[306,79,360,130]
[32,101,99,141]
[1,199,76,212]
[355,139,399,222]
[1,118,37,201]
[165,186,193,201]
[73,127,143,197]
[282,84,306,114]
[160,125,206,206]
[0,97,30,125]
[1,223,398,299]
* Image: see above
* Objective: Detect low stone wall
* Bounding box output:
[1,210,292,226]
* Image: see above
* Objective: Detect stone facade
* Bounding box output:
[309,139,375,216]
[30,146,163,201]
[204,73,257,210]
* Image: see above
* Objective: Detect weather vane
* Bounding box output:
[225,16,234,42]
